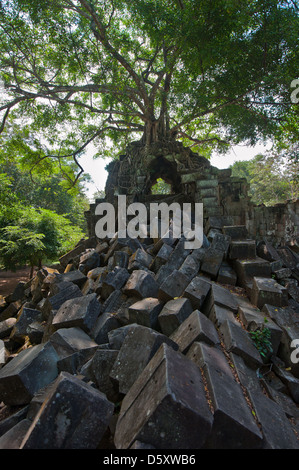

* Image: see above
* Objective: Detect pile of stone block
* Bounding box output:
[0,220,299,449]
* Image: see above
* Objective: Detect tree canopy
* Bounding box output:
[231,152,299,205]
[0,0,298,177]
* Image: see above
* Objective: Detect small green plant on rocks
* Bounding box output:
[250,320,273,358]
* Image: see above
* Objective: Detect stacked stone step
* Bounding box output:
[0,222,299,449]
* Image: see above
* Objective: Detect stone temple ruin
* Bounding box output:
[0,144,299,449]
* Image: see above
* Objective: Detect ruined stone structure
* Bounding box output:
[85,143,299,248]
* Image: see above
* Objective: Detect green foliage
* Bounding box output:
[231,153,299,206]
[151,178,172,195]
[250,323,273,358]
[0,0,297,162]
[0,225,45,271]
[0,206,84,271]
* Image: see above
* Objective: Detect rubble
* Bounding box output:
[0,211,299,450]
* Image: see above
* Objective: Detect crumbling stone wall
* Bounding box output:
[85,146,298,248]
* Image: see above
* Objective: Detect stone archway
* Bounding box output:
[145,156,182,196]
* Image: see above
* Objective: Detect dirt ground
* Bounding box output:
[0,267,38,297]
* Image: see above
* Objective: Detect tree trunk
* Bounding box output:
[142,114,174,147]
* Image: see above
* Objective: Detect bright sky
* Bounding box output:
[79,141,272,201]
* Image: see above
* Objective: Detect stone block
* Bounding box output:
[59,244,85,268]
[183,276,211,310]
[81,349,119,402]
[0,405,29,438]
[128,248,153,272]
[0,318,17,339]
[52,293,101,334]
[233,258,271,288]
[222,225,248,240]
[91,312,121,344]
[100,267,130,300]
[112,251,129,269]
[220,320,263,368]
[187,341,234,378]
[208,304,239,327]
[251,277,288,309]
[20,372,114,449]
[178,254,200,280]
[49,327,98,357]
[0,301,21,323]
[123,270,159,299]
[128,298,164,329]
[158,270,190,303]
[0,419,32,449]
[109,325,178,394]
[238,305,282,358]
[114,344,213,449]
[229,240,256,260]
[211,233,231,257]
[203,283,238,315]
[158,298,193,336]
[217,264,237,288]
[79,249,101,274]
[203,363,262,449]
[247,387,299,449]
[54,270,87,288]
[0,342,59,405]
[201,248,223,278]
[170,310,220,354]
[41,283,83,321]
[10,307,42,343]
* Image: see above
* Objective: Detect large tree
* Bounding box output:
[0,0,298,181]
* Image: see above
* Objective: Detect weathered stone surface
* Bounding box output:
[0,405,29,438]
[52,293,101,333]
[247,387,299,449]
[110,325,178,394]
[0,342,59,405]
[41,283,83,320]
[57,348,98,375]
[229,240,256,260]
[178,254,200,280]
[54,270,88,288]
[91,312,121,344]
[201,248,223,278]
[155,238,191,284]
[0,301,21,323]
[26,321,45,344]
[0,318,17,339]
[107,324,140,350]
[222,225,248,240]
[100,267,130,300]
[183,276,211,310]
[0,419,32,449]
[128,298,164,329]
[187,341,234,378]
[261,380,299,420]
[81,349,119,402]
[238,305,282,359]
[123,270,159,299]
[9,307,42,342]
[128,248,153,272]
[220,320,263,368]
[79,249,101,274]
[208,304,239,327]
[203,362,262,449]
[49,327,98,357]
[203,283,238,315]
[272,358,299,404]
[170,310,220,354]
[20,372,114,449]
[158,270,190,303]
[59,244,85,268]
[217,263,237,286]
[251,277,288,309]
[114,344,213,449]
[5,281,26,304]
[233,258,271,288]
[158,298,193,336]
[211,233,231,258]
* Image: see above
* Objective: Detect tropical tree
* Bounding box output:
[231,153,299,205]
[0,0,298,176]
